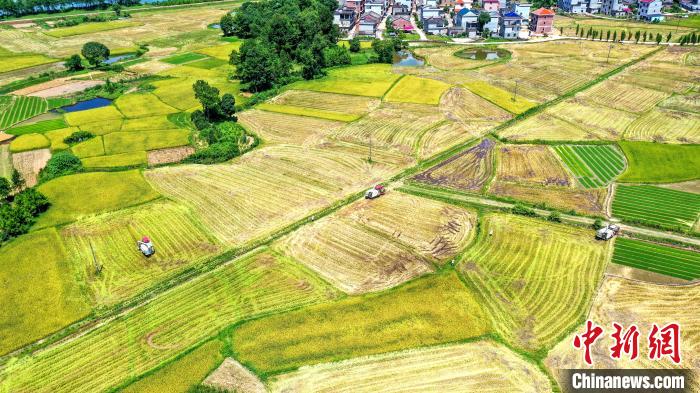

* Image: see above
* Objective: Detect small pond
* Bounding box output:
[57,97,113,113]
[393,50,424,67]
[209,23,221,29]
[455,48,510,61]
[104,54,136,65]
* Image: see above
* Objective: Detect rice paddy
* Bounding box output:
[6,118,67,135]
[43,21,144,38]
[463,81,537,114]
[612,185,700,231]
[414,138,495,192]
[290,64,402,97]
[553,144,626,188]
[384,75,451,105]
[0,95,49,129]
[612,238,700,281]
[618,141,700,183]
[9,132,50,152]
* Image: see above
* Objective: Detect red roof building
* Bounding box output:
[392,16,414,31]
[483,0,500,11]
[529,7,554,34]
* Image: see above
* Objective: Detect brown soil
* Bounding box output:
[12,148,51,187]
[147,146,194,166]
[203,358,266,393]
[489,181,606,216]
[413,138,495,192]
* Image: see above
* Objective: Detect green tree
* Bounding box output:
[621,30,626,42]
[692,32,698,44]
[229,49,240,65]
[323,45,351,67]
[593,218,604,230]
[220,13,235,37]
[236,39,290,92]
[112,3,121,17]
[547,211,562,223]
[349,37,361,52]
[81,42,110,67]
[642,31,647,42]
[11,169,24,192]
[0,177,10,200]
[575,24,579,36]
[192,80,222,119]
[655,33,662,45]
[612,31,617,42]
[587,27,592,38]
[634,31,641,43]
[64,54,84,72]
[666,32,672,42]
[38,151,82,183]
[477,11,491,31]
[606,30,610,41]
[371,39,395,63]
[220,94,237,120]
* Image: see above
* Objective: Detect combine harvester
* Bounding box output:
[137,236,155,257]
[595,224,620,241]
[365,184,386,199]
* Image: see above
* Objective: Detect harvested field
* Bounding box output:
[546,277,700,385]
[498,113,594,142]
[230,272,491,374]
[496,144,571,186]
[439,87,512,123]
[418,120,493,160]
[624,109,700,143]
[612,238,700,281]
[147,146,194,166]
[413,45,493,70]
[414,138,495,192]
[11,147,50,186]
[0,228,91,356]
[275,215,435,294]
[333,102,446,156]
[270,90,380,116]
[384,75,451,105]
[145,144,405,245]
[238,110,344,146]
[14,77,102,98]
[580,80,669,113]
[612,185,700,231]
[489,181,607,215]
[459,213,610,353]
[660,180,700,194]
[256,103,359,122]
[547,99,637,140]
[61,200,221,305]
[203,358,266,393]
[0,251,336,393]
[553,144,626,188]
[659,93,700,114]
[270,340,551,393]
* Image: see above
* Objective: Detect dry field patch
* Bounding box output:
[580,80,669,114]
[147,146,194,166]
[496,144,572,186]
[439,87,512,123]
[203,358,266,393]
[624,109,700,143]
[498,113,595,142]
[414,138,495,192]
[547,99,638,140]
[11,147,50,186]
[488,181,607,216]
[270,90,380,115]
[270,340,551,393]
[238,110,344,146]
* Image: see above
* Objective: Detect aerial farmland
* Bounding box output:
[0,0,698,391]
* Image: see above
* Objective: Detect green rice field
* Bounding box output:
[6,118,68,135]
[0,96,48,129]
[612,238,700,280]
[553,144,626,188]
[612,185,700,231]
[161,52,209,65]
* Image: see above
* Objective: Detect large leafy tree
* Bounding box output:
[220,13,235,37]
[237,39,290,91]
[81,42,110,67]
[193,80,222,119]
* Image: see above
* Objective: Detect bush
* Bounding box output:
[0,188,50,242]
[38,151,83,183]
[547,211,562,223]
[593,218,604,230]
[64,54,84,72]
[349,37,361,53]
[511,202,537,217]
[63,131,95,145]
[323,46,351,67]
[184,143,239,164]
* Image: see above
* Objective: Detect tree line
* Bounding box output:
[0,0,138,17]
[566,24,674,44]
[0,171,50,244]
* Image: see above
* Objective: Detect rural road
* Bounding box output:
[398,184,700,247]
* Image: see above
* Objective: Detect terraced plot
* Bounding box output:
[0,251,336,393]
[463,81,537,114]
[459,213,610,353]
[624,109,700,143]
[384,76,451,105]
[6,118,67,135]
[612,238,700,281]
[256,103,359,122]
[612,185,700,231]
[269,340,551,393]
[269,90,380,115]
[290,64,402,97]
[553,144,626,188]
[496,144,571,186]
[414,138,495,192]
[231,272,491,374]
[0,95,48,129]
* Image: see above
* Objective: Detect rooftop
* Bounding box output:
[531,7,555,15]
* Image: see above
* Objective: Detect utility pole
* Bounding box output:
[89,241,102,276]
[368,131,372,163]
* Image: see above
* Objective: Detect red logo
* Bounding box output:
[648,323,681,364]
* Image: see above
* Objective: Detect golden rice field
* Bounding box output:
[275,192,474,294]
[0,250,337,393]
[495,144,572,186]
[384,75,451,105]
[144,144,405,246]
[546,277,700,387]
[60,200,221,306]
[269,90,380,115]
[290,64,401,97]
[269,340,551,393]
[237,110,344,145]
[625,109,700,143]
[498,112,595,142]
[488,181,607,215]
[114,93,179,118]
[459,213,611,353]
[414,138,495,192]
[439,87,512,123]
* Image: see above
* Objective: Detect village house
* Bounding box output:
[508,1,531,26]
[499,10,522,38]
[421,6,443,18]
[344,0,365,14]
[393,4,411,14]
[454,8,480,37]
[637,0,664,21]
[681,0,700,11]
[483,0,501,10]
[365,0,386,16]
[424,16,448,34]
[392,15,415,31]
[358,11,382,35]
[394,0,413,8]
[333,7,358,33]
[557,0,600,13]
[483,10,500,34]
[529,7,554,34]
[601,0,625,15]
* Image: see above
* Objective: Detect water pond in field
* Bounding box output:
[455,48,510,61]
[105,54,136,65]
[393,50,425,67]
[57,97,113,113]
